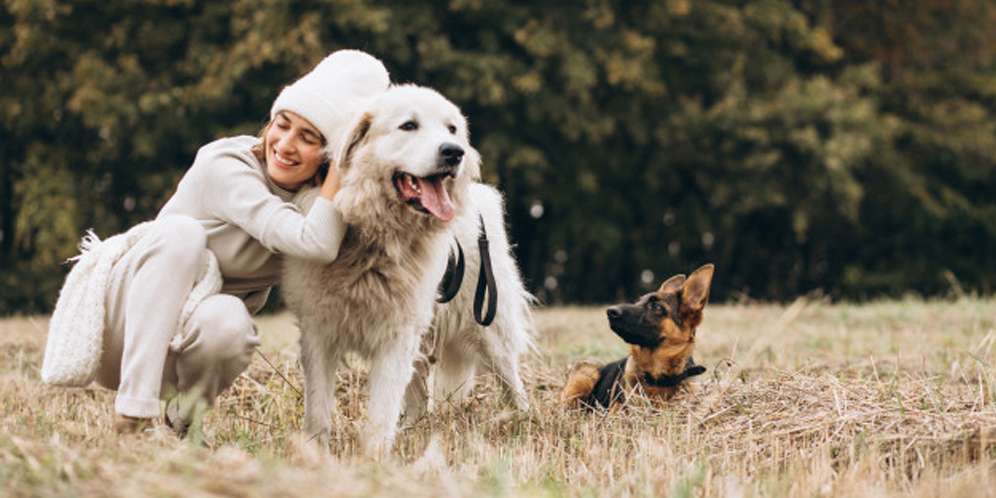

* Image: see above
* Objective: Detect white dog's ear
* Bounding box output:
[465,145,482,181]
[334,112,374,171]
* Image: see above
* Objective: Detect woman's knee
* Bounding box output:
[171,295,258,401]
[151,215,208,267]
[191,295,260,362]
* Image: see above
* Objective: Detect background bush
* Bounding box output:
[2,0,995,312]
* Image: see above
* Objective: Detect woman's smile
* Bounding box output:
[272,149,300,169]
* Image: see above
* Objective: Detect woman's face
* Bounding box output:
[264,111,326,190]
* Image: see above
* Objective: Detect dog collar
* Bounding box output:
[641,358,707,388]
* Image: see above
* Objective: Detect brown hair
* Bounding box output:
[250,120,271,165]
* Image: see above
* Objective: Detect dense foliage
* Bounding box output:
[2,0,994,312]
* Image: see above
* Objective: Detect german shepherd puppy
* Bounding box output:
[560,264,715,409]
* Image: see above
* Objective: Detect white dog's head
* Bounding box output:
[333,85,479,233]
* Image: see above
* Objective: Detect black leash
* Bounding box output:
[436,240,464,303]
[435,214,498,326]
[472,214,498,326]
[641,357,707,388]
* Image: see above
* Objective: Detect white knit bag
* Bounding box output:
[41,223,222,386]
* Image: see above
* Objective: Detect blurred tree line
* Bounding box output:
[2,0,995,312]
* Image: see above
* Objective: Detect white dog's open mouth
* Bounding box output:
[393,172,455,222]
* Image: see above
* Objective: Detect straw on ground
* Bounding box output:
[1,298,994,497]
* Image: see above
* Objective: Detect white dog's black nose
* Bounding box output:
[439,143,464,168]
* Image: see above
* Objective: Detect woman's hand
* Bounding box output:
[318,165,341,200]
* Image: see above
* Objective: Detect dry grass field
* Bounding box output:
[2,298,995,497]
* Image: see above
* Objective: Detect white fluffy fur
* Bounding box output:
[281,85,533,456]
[402,184,534,425]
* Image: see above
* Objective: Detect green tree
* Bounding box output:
[3,0,995,313]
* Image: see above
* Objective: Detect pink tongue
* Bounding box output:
[416,176,454,222]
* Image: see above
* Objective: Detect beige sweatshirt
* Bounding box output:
[158,136,344,299]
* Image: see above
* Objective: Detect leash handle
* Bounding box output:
[473,214,498,326]
[436,240,465,303]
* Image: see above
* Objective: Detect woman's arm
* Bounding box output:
[203,153,346,263]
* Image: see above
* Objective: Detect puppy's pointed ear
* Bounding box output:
[658,274,686,294]
[332,112,373,171]
[681,264,715,312]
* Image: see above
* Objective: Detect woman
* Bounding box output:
[50,50,390,437]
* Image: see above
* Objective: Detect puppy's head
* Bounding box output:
[333,85,479,227]
[606,264,715,365]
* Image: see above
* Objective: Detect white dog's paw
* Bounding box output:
[361,425,396,459]
[512,394,530,412]
[401,386,429,428]
[305,426,331,451]
[400,404,427,429]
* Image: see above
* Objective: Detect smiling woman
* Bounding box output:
[256,111,328,191]
[42,49,391,439]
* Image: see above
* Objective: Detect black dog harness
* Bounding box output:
[582,357,706,410]
[436,214,497,326]
[642,359,706,388]
[583,358,628,409]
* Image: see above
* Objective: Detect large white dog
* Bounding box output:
[281,85,532,456]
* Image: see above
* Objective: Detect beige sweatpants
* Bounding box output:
[95,215,261,418]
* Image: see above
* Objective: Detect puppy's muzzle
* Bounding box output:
[438,143,465,169]
[606,304,660,348]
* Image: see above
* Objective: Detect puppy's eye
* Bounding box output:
[447,124,457,134]
[399,120,418,131]
[649,301,666,315]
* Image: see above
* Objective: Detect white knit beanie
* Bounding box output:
[270,49,390,157]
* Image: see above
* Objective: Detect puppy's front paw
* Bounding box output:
[559,362,602,405]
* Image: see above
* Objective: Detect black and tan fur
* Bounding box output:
[560,264,715,409]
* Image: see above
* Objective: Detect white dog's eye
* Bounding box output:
[447,124,457,134]
[399,120,418,131]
